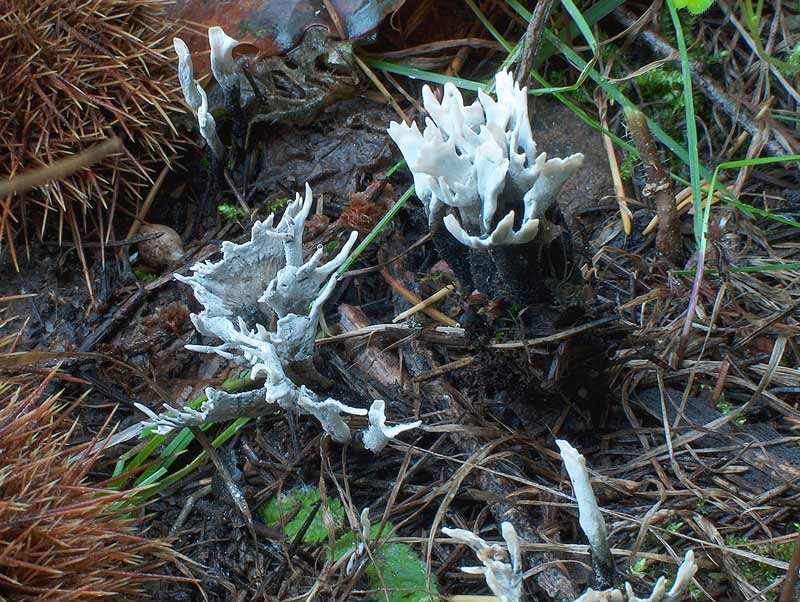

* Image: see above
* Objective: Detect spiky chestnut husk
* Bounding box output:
[0,368,178,601]
[0,0,184,266]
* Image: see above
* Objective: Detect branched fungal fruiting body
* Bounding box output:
[388,71,584,250]
[442,522,522,602]
[139,185,420,450]
[574,551,698,602]
[362,400,422,452]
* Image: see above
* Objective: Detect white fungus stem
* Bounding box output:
[196,83,224,159]
[556,439,615,588]
[173,38,202,112]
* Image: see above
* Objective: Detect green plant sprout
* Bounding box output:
[323,238,340,254]
[786,43,800,72]
[673,0,714,14]
[738,0,800,74]
[261,486,436,602]
[218,203,248,220]
[266,196,289,214]
[133,269,158,282]
[667,521,685,533]
[716,399,733,414]
[630,557,649,578]
[261,485,345,543]
[629,555,700,599]
[724,532,799,588]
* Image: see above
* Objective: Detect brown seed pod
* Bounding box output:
[138,224,185,268]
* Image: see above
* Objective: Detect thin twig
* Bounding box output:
[0,137,122,197]
[514,0,556,86]
[624,106,682,262]
[393,284,456,323]
[490,317,617,350]
[411,356,475,383]
[780,534,800,602]
[126,164,171,240]
[600,96,632,236]
[381,269,459,327]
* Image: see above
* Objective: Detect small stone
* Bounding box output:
[137,224,184,268]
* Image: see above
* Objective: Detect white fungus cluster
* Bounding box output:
[442,522,522,602]
[441,439,698,602]
[137,184,421,450]
[388,71,584,249]
[572,551,698,602]
[173,26,241,159]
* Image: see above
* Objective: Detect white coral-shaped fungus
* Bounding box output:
[362,400,422,452]
[138,184,406,448]
[442,522,522,602]
[574,551,698,602]
[388,71,583,249]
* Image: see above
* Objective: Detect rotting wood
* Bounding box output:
[635,387,800,494]
[338,304,410,393]
[624,106,682,263]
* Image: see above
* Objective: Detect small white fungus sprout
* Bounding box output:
[208,26,241,91]
[556,439,615,585]
[362,400,422,452]
[388,71,583,249]
[346,506,373,576]
[574,551,698,602]
[173,38,203,112]
[442,522,522,602]
[196,84,224,159]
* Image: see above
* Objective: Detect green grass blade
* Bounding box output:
[338,184,416,274]
[464,0,511,50]
[133,417,251,501]
[665,0,703,247]
[111,377,251,490]
[475,0,600,93]
[672,262,800,276]
[702,154,800,233]
[559,0,598,55]
[362,60,486,91]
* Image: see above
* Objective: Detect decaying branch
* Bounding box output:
[623,106,682,263]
